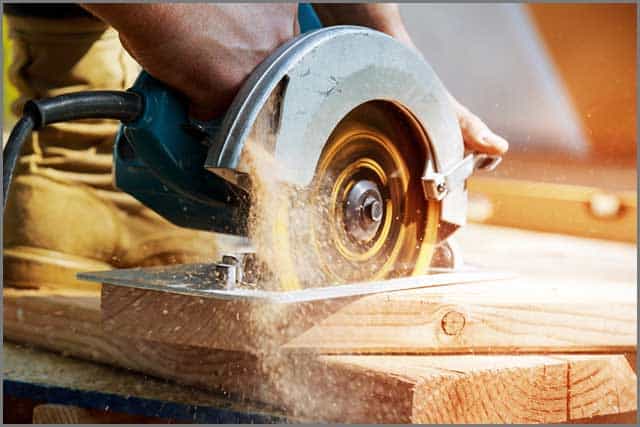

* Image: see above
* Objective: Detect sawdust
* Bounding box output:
[238,138,350,419]
[237,121,422,419]
[240,138,327,291]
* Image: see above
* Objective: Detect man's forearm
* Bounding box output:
[83,3,508,154]
[312,3,414,47]
[80,3,298,118]
[81,4,179,42]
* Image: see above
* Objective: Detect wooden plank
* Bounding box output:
[101,222,637,355]
[4,287,637,423]
[100,283,351,355]
[283,279,636,353]
[5,223,637,422]
[468,177,637,242]
[552,355,638,420]
[294,354,637,423]
[458,223,636,284]
[3,288,263,398]
[101,276,636,355]
[565,412,638,424]
[476,153,636,192]
[33,404,100,424]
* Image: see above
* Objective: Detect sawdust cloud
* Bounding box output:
[240,138,327,290]
[238,139,361,420]
[237,136,410,421]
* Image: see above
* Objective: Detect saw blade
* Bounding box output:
[245,101,442,291]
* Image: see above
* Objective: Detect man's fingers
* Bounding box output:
[460,115,509,155]
[453,100,509,155]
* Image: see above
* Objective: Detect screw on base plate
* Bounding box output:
[214,263,236,290]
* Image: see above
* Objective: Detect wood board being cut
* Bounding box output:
[4,224,637,423]
[101,277,636,355]
[101,223,637,355]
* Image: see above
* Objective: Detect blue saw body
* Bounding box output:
[113,4,322,236]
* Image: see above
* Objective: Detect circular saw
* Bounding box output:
[5,25,502,297]
[199,26,501,290]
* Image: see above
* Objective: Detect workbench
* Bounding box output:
[4,223,637,423]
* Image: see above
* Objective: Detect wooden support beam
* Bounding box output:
[101,223,637,356]
[287,354,637,423]
[468,177,637,243]
[4,288,636,423]
[101,277,636,355]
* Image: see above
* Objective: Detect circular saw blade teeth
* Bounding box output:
[245,101,441,290]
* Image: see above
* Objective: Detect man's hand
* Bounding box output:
[449,96,509,155]
[83,4,298,119]
[314,3,509,155]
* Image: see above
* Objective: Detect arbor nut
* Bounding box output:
[441,311,466,336]
[363,196,383,223]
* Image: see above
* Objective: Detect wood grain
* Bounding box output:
[274,353,637,422]
[101,277,636,355]
[102,222,636,355]
[458,223,636,285]
[4,224,637,422]
[3,288,263,400]
[4,287,637,423]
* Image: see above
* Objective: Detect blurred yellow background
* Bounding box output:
[3,16,17,125]
[527,3,636,162]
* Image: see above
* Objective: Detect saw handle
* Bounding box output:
[113,71,249,234]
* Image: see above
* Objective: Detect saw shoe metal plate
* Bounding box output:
[78,263,513,304]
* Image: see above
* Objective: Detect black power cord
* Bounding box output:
[3,91,143,211]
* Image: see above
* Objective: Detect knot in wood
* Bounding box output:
[441,310,465,336]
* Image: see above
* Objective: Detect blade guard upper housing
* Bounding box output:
[207,26,469,237]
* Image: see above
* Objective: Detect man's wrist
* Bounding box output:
[312,4,414,48]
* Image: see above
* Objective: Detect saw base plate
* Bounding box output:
[79,264,513,304]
